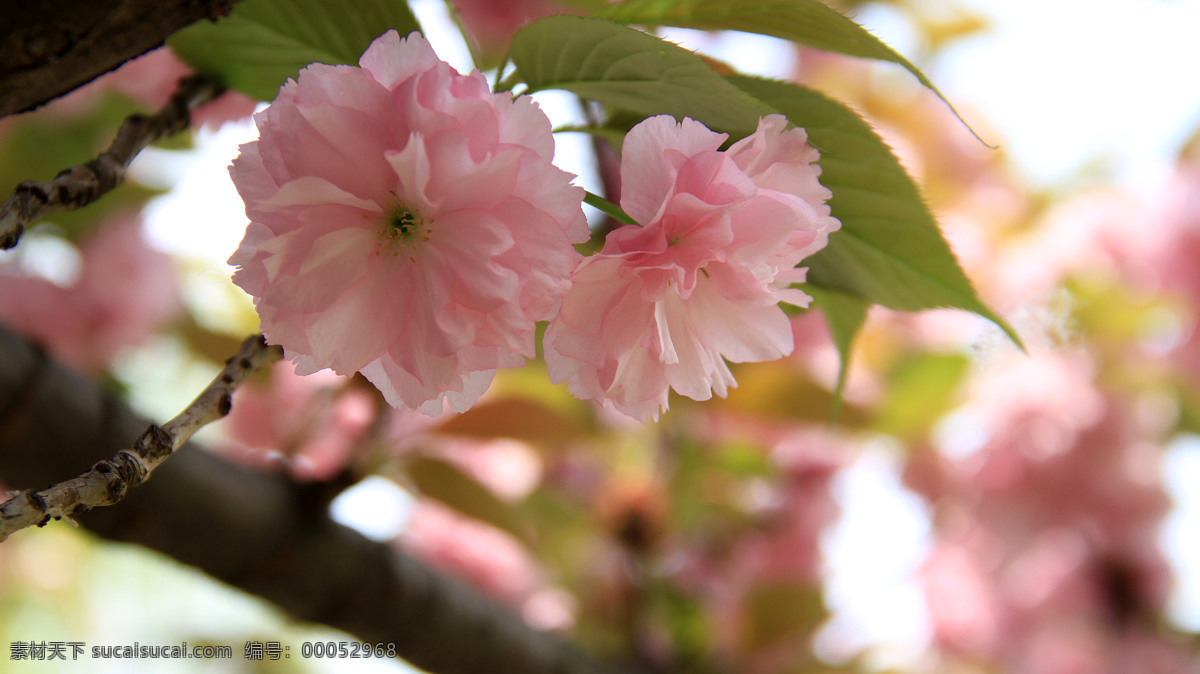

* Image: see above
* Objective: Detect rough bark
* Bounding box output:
[0,0,241,118]
[0,323,638,674]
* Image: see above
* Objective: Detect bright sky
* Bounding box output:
[900,0,1200,192]
[125,0,1200,669]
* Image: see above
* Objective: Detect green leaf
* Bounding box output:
[1173,380,1200,436]
[430,397,593,448]
[655,587,712,667]
[718,363,869,426]
[593,0,979,139]
[168,0,421,102]
[714,442,774,477]
[510,15,771,137]
[874,352,971,440]
[742,582,826,649]
[807,287,869,418]
[405,456,532,544]
[730,76,1018,345]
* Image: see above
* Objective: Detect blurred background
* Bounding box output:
[1,0,1199,672]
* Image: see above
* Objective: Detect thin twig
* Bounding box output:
[0,323,646,674]
[0,334,282,542]
[0,74,225,250]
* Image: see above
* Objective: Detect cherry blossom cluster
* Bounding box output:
[227,31,839,422]
[905,350,1186,672]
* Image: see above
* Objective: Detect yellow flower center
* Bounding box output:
[388,205,422,238]
[378,204,430,256]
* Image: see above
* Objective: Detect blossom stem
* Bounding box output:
[492,56,512,92]
[0,74,224,250]
[584,191,636,225]
[494,69,522,93]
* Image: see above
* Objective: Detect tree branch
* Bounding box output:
[0,0,242,118]
[0,74,225,250]
[0,322,643,674]
[0,333,282,541]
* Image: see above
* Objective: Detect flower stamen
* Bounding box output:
[380,205,429,253]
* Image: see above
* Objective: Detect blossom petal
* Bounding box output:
[230,30,585,416]
[359,30,439,90]
[546,115,838,421]
[619,115,727,225]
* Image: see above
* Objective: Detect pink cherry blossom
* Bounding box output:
[399,499,542,605]
[228,31,588,416]
[921,535,1009,659]
[0,215,179,372]
[450,0,579,66]
[424,437,542,501]
[544,115,839,420]
[220,360,374,482]
[908,349,1180,671]
[726,432,845,585]
[662,428,847,672]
